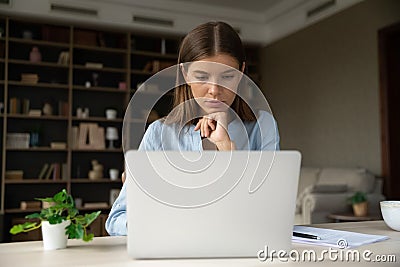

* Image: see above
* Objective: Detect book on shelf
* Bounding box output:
[9,97,21,114]
[58,101,69,116]
[39,162,67,180]
[77,123,105,149]
[44,163,55,180]
[6,133,30,149]
[22,99,30,114]
[71,126,79,149]
[38,163,49,179]
[5,170,24,180]
[52,163,61,180]
[20,201,41,210]
[50,142,67,149]
[8,98,30,114]
[61,163,68,180]
[57,51,70,65]
[83,202,109,209]
[21,73,39,84]
[28,109,42,117]
[85,62,103,69]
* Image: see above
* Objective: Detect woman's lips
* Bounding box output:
[203,100,225,108]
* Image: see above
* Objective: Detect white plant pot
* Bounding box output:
[41,220,70,250]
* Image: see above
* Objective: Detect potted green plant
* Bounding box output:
[10,189,100,250]
[348,191,368,217]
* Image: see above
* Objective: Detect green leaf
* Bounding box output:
[53,190,67,203]
[83,233,94,242]
[35,197,54,203]
[10,222,39,234]
[68,207,78,218]
[25,213,40,219]
[66,223,84,239]
[84,211,101,226]
[48,214,64,224]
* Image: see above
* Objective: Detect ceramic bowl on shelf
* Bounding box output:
[380,201,400,231]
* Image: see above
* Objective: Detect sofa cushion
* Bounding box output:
[316,168,375,193]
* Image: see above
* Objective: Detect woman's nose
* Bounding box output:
[208,83,221,96]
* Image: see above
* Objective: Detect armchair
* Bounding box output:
[294,167,385,224]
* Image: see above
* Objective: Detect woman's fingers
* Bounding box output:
[194,117,218,137]
[194,120,201,131]
[202,118,209,137]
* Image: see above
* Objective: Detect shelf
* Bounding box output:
[126,118,147,123]
[8,80,69,89]
[73,85,128,93]
[131,89,173,96]
[0,58,5,63]
[5,179,68,184]
[72,116,123,123]
[74,64,127,73]
[73,44,127,54]
[5,208,41,214]
[71,178,122,183]
[7,114,69,120]
[131,50,177,59]
[131,69,153,76]
[8,59,69,69]
[8,37,70,48]
[6,147,68,152]
[72,148,123,153]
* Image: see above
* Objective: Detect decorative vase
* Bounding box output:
[29,46,42,63]
[41,220,70,250]
[353,202,368,217]
[42,103,53,116]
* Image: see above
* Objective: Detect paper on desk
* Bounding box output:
[292,226,388,248]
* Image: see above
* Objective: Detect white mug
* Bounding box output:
[105,109,117,119]
[109,169,119,180]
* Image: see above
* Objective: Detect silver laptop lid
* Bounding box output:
[126,150,301,259]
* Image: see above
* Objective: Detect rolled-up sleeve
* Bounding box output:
[105,183,127,236]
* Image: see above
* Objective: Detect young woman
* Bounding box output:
[105,21,280,236]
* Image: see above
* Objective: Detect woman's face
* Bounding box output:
[184,54,243,114]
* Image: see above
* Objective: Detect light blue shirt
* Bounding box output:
[105,110,280,236]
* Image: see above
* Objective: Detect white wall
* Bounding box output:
[261,0,400,175]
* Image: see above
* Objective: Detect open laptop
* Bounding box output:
[125,150,301,259]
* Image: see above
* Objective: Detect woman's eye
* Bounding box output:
[195,76,209,81]
[222,75,234,80]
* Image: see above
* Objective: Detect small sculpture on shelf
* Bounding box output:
[29,46,42,63]
[42,102,53,116]
[76,107,89,118]
[92,72,99,87]
[88,160,103,180]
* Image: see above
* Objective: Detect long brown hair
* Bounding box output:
[167,21,256,126]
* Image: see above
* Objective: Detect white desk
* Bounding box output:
[1,221,399,266]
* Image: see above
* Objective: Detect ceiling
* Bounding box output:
[173,0,283,13]
[1,0,364,44]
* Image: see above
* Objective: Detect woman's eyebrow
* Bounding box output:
[221,69,235,74]
[192,70,209,75]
